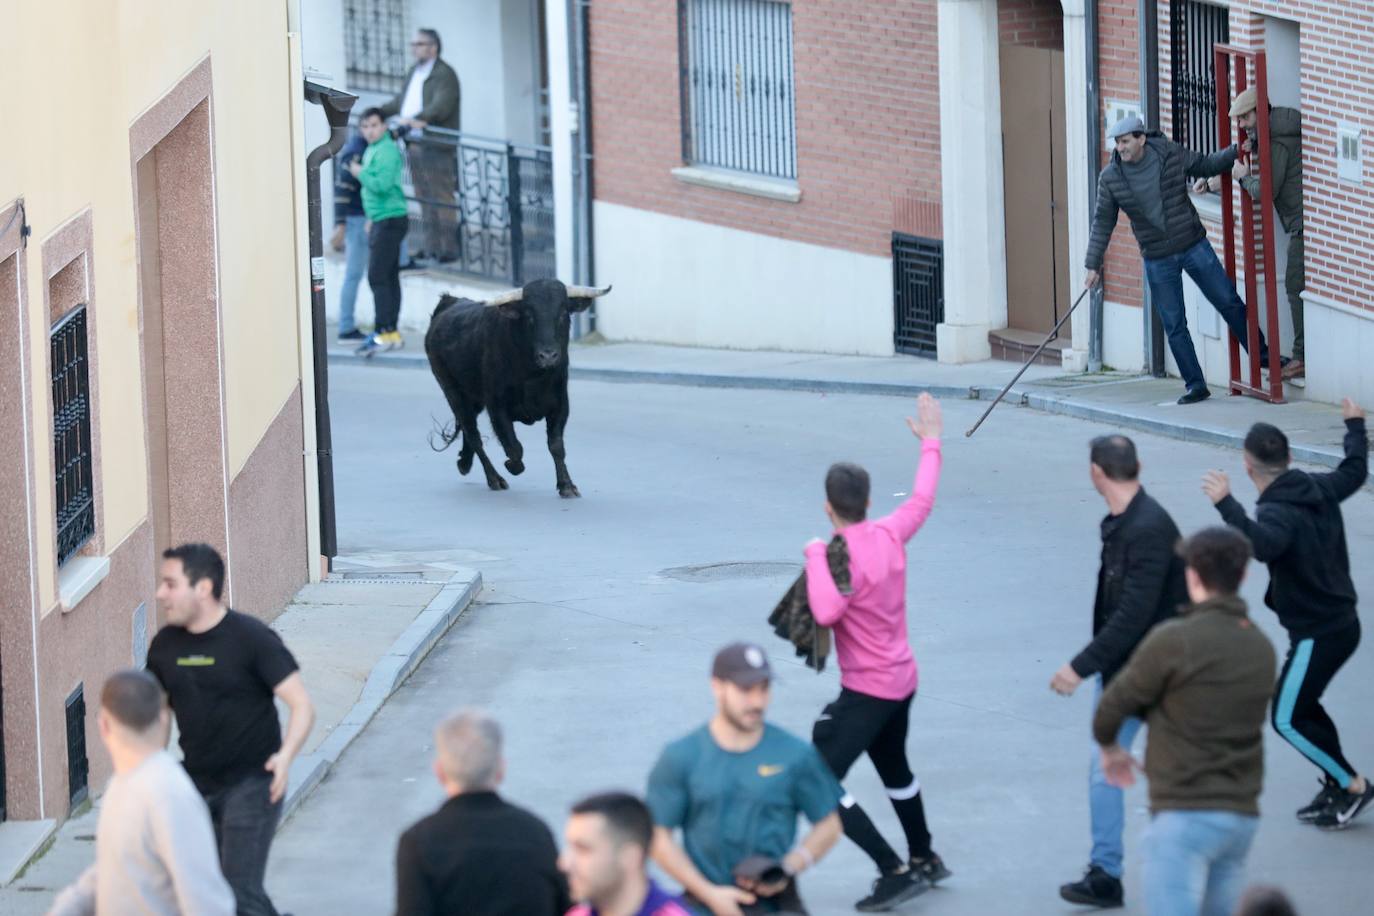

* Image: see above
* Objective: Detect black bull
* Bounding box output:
[423,278,611,498]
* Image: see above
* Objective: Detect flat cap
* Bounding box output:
[1108,115,1146,139]
[1230,87,1258,118]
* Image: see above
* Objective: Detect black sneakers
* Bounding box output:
[910,853,952,885]
[1059,865,1124,908]
[1297,778,1342,823]
[1177,387,1212,405]
[1314,780,1374,830]
[855,868,929,912]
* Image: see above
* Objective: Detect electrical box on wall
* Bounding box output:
[1337,121,1363,183]
[1103,99,1144,150]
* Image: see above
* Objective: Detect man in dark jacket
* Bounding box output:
[331,130,369,341]
[394,708,570,915]
[1085,116,1277,404]
[1204,397,1372,830]
[1095,526,1275,916]
[1051,434,1186,909]
[381,27,461,262]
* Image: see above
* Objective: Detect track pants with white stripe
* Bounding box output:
[1273,619,1362,788]
[812,688,932,873]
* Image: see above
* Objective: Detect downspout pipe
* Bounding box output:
[1086,0,1104,372]
[1139,0,1165,376]
[303,81,357,570]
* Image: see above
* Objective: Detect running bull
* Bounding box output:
[425,278,611,498]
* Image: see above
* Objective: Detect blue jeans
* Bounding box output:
[1090,677,1144,878]
[1143,236,1269,392]
[1143,810,1259,916]
[338,214,369,335]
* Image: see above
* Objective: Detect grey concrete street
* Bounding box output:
[267,362,1374,914]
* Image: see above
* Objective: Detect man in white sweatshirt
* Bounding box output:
[48,670,235,916]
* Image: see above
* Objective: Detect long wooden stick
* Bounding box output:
[965,286,1093,438]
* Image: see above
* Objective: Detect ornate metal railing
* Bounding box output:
[399,127,556,285]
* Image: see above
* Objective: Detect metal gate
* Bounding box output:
[65,685,89,806]
[892,233,944,358]
[1169,0,1229,150]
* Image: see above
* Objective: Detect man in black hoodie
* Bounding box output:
[1203,398,1371,830]
[1085,116,1278,405]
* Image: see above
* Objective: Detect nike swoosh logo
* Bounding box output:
[1337,802,1361,824]
[758,764,785,777]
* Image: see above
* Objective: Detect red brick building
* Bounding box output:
[586,1,1372,405]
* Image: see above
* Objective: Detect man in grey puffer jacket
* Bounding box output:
[1085,116,1277,405]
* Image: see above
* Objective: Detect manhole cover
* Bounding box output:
[660,562,800,583]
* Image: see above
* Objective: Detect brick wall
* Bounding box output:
[999,0,1064,49]
[1157,1,1374,318]
[589,0,943,258]
[1097,0,1145,309]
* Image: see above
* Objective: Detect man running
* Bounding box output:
[804,393,949,912]
[1204,397,1371,828]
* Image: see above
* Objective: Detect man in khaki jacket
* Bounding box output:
[1094,526,1275,916]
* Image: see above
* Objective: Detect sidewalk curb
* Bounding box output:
[279,568,482,826]
[330,350,1367,481]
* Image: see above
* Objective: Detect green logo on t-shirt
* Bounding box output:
[176,655,216,667]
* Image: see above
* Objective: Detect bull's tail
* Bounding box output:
[428,415,462,452]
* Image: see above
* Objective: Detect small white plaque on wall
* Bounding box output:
[1337,121,1363,184]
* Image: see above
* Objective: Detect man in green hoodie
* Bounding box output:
[348,107,410,357]
[1094,526,1275,916]
[1198,88,1306,383]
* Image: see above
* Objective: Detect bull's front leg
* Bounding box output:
[486,407,525,476]
[546,406,578,498]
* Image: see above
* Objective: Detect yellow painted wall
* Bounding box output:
[0,0,305,609]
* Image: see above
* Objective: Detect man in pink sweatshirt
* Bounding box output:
[805,393,949,913]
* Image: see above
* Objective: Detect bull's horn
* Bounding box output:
[483,288,524,307]
[566,284,613,299]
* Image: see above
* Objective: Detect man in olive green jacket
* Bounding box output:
[1199,88,1306,382]
[382,28,461,262]
[1094,526,1275,916]
[349,108,409,356]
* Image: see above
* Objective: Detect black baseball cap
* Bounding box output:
[712,642,772,687]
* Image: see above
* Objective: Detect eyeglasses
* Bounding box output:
[410,40,434,47]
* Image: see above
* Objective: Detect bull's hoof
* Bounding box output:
[486,475,510,491]
[558,483,581,499]
[457,453,474,475]
[504,458,525,475]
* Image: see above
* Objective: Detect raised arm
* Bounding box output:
[876,394,943,544]
[1204,472,1295,562]
[1312,402,1368,501]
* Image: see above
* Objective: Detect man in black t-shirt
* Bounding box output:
[147,543,315,916]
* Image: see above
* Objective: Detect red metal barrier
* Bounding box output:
[1214,45,1284,403]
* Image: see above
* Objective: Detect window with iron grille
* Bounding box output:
[679,0,797,180]
[344,0,410,94]
[65,685,89,807]
[892,234,944,358]
[1169,0,1230,152]
[52,306,95,566]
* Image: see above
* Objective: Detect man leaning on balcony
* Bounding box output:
[381,27,461,264]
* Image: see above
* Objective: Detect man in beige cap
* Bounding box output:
[1196,87,1306,384]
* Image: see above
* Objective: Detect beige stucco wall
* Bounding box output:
[0,0,305,611]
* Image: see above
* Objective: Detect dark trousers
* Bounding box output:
[686,882,807,915]
[813,689,932,874]
[368,216,409,334]
[1285,228,1305,360]
[408,143,458,260]
[1273,619,1362,788]
[204,771,283,916]
[1143,236,1270,392]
